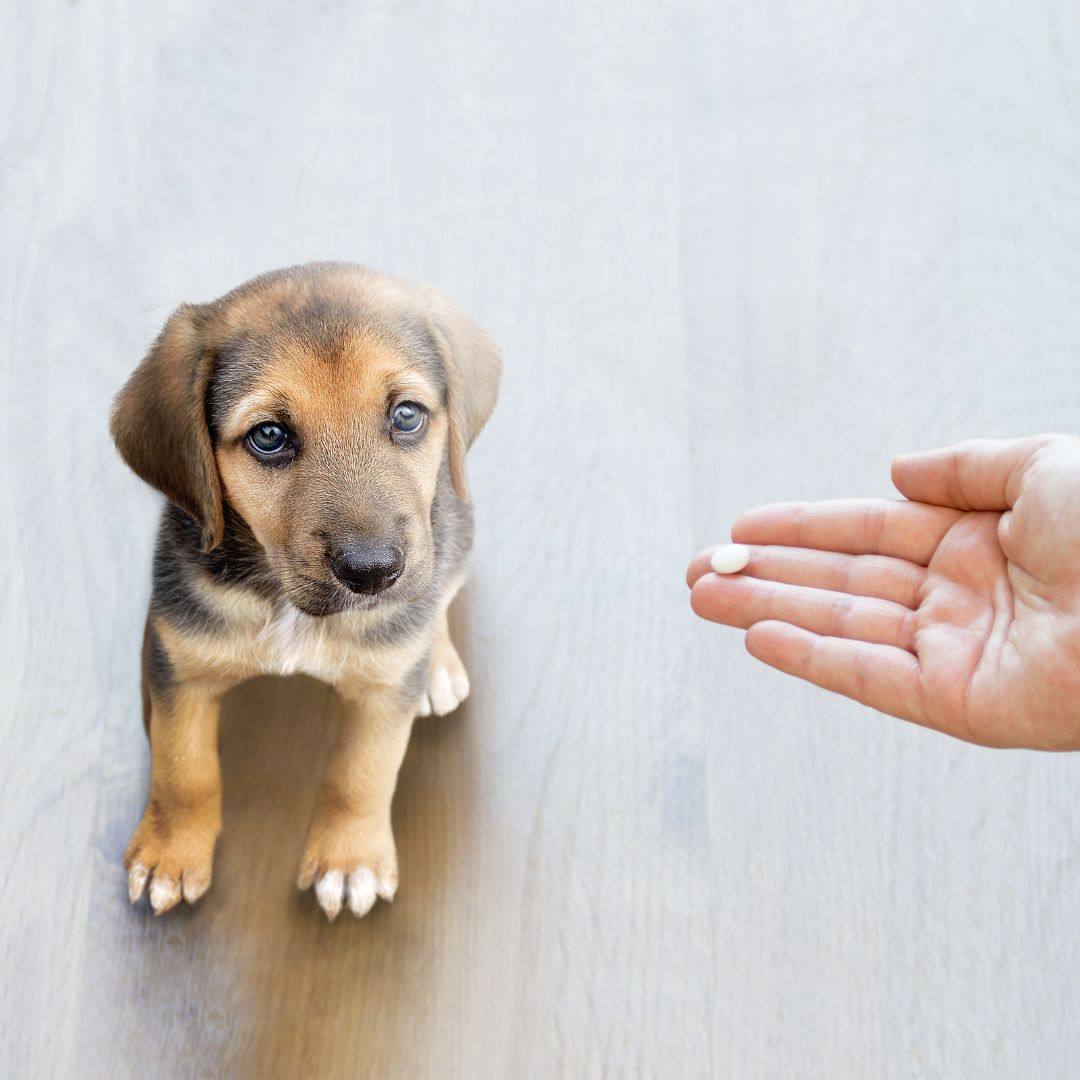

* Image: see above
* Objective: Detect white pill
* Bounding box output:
[710,543,750,575]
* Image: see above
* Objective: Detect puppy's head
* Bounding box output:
[111,264,500,615]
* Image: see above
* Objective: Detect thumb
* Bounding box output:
[891,436,1053,511]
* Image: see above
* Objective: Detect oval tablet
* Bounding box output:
[710,543,750,575]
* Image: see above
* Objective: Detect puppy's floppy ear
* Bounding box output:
[425,297,502,502]
[110,304,224,552]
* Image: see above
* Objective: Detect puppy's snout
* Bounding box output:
[329,542,405,595]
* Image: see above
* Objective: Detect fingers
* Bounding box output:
[686,548,718,587]
[731,499,961,565]
[687,545,926,606]
[891,436,1056,511]
[690,573,917,650]
[745,621,928,728]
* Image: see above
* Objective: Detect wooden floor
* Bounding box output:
[4,2,1080,1076]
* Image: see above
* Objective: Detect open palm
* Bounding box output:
[688,436,1080,748]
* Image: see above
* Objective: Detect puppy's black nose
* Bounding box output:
[329,543,405,595]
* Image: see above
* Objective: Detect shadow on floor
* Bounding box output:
[81,597,483,1078]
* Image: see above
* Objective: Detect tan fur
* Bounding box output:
[125,684,222,913]
[112,307,224,550]
[213,335,447,612]
[112,264,501,919]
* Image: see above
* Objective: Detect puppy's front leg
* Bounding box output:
[126,685,223,914]
[298,686,415,920]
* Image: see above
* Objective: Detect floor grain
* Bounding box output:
[3,2,1080,1076]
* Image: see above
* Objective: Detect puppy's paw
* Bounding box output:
[125,801,220,915]
[298,816,398,921]
[416,640,470,718]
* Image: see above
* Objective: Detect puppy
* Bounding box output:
[111,263,500,920]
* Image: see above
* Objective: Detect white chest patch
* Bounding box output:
[260,606,346,681]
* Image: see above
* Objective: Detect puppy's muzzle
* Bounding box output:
[329,542,405,595]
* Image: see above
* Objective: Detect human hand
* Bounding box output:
[687,436,1080,749]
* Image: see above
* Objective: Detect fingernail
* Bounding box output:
[710,544,750,575]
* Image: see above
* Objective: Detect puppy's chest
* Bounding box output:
[256,608,375,682]
[256,610,324,677]
[169,584,428,692]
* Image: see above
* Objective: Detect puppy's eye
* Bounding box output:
[246,422,292,457]
[390,402,426,435]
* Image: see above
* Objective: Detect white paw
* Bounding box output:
[304,860,398,921]
[128,859,211,914]
[416,664,470,717]
[125,807,217,915]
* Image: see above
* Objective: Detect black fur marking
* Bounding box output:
[206,339,272,440]
[431,460,474,588]
[394,318,449,400]
[151,510,225,631]
[362,588,440,647]
[151,504,277,632]
[399,648,433,707]
[145,625,176,695]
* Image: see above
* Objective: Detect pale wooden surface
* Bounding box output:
[4,2,1080,1077]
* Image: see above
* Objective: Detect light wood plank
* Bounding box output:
[3,1,1080,1077]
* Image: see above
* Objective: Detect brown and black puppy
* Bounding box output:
[111,263,500,920]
